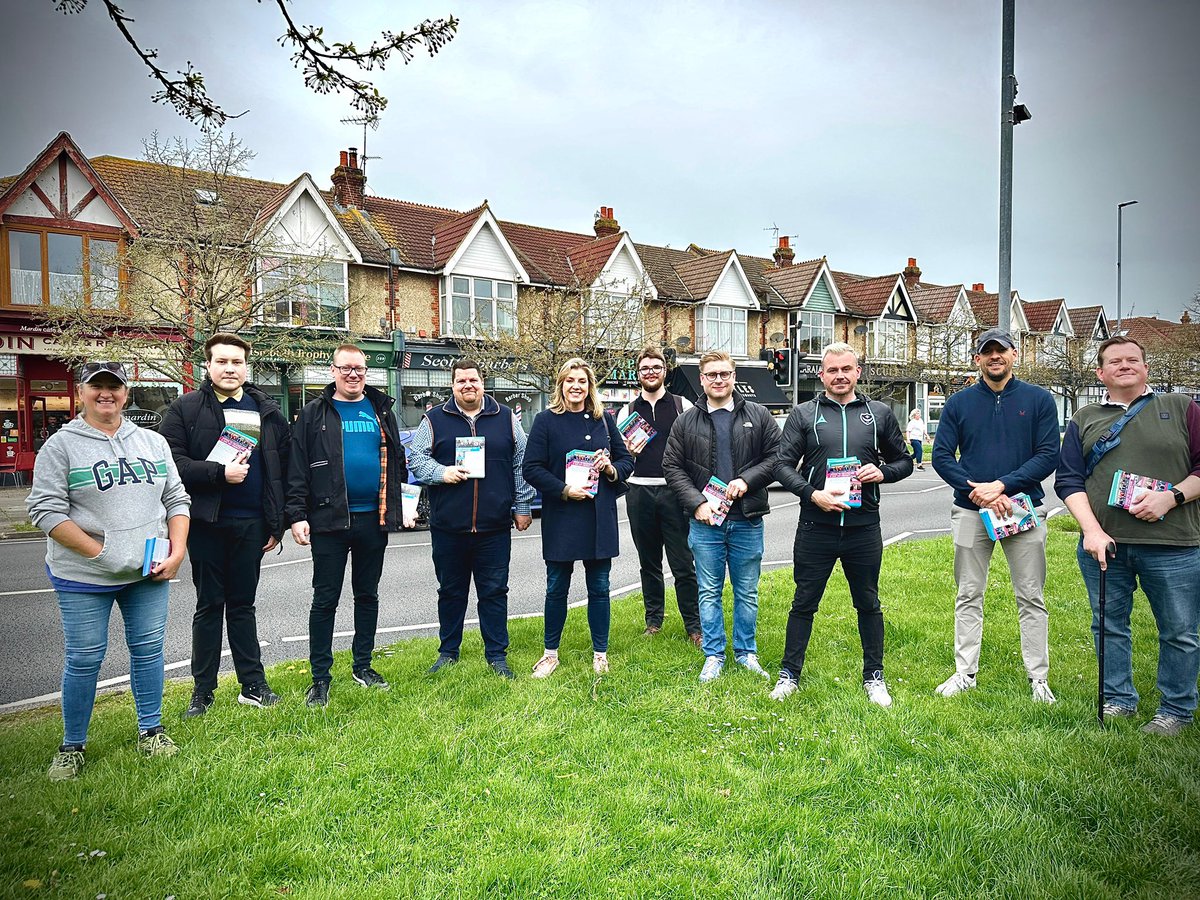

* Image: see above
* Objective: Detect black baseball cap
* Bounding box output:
[77,361,130,385]
[974,329,1016,354]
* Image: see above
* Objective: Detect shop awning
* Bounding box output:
[668,364,791,409]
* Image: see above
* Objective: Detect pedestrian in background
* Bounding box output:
[523,358,634,677]
[907,409,930,471]
[28,361,191,780]
[160,333,289,717]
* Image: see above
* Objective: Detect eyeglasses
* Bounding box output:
[637,365,665,375]
[334,366,367,376]
[78,361,129,383]
[701,370,735,382]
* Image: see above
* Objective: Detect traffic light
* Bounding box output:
[771,348,791,386]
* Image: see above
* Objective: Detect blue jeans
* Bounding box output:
[544,559,611,653]
[688,518,764,659]
[57,578,170,745]
[1077,541,1200,721]
[910,440,923,464]
[431,527,512,661]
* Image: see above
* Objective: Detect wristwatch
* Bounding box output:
[1171,487,1186,507]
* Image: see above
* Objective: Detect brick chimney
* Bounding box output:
[972,282,986,292]
[902,257,922,289]
[331,147,366,209]
[773,236,795,268]
[593,206,620,238]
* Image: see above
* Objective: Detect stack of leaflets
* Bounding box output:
[617,411,657,453]
[565,449,601,497]
[455,436,486,478]
[703,476,732,526]
[142,536,170,576]
[1109,469,1172,517]
[824,456,862,508]
[205,423,259,465]
[979,492,1041,540]
[400,483,421,522]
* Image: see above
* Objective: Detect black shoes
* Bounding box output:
[352,667,390,690]
[489,659,515,679]
[305,681,330,708]
[183,690,214,718]
[237,682,280,708]
[427,654,458,674]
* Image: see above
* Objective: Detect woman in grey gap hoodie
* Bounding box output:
[26,362,190,781]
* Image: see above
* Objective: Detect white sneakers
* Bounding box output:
[736,653,770,679]
[770,673,798,701]
[935,672,977,697]
[530,652,559,679]
[1030,680,1056,704]
[593,652,609,675]
[863,677,893,708]
[699,656,724,683]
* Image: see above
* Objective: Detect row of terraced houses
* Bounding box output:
[1,132,1196,478]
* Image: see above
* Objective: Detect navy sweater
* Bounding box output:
[931,377,1059,509]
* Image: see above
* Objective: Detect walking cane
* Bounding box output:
[1097,541,1116,727]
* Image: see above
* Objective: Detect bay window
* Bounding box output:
[260,259,347,328]
[796,311,834,356]
[5,228,120,309]
[869,319,908,361]
[445,276,516,338]
[696,304,748,357]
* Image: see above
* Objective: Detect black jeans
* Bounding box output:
[308,512,389,682]
[189,517,267,691]
[781,521,885,680]
[626,483,701,633]
[430,526,511,662]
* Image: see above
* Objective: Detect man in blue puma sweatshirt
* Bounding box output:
[931,329,1060,704]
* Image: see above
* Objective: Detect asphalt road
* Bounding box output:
[0,470,1063,710]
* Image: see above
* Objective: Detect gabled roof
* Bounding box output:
[0,132,138,233]
[673,250,738,300]
[1023,298,1071,334]
[431,203,488,267]
[832,271,910,319]
[964,287,1026,331]
[632,243,698,301]
[250,174,363,262]
[1067,305,1107,341]
[1119,315,1187,344]
[758,257,827,307]
[908,281,968,325]
[565,231,625,286]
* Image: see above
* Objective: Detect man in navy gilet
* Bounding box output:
[406,358,535,678]
[617,346,701,646]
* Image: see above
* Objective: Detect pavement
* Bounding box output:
[0,485,35,541]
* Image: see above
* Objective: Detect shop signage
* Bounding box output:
[796,361,822,378]
[498,391,536,417]
[124,409,163,430]
[0,333,107,354]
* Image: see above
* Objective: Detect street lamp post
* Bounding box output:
[1116,200,1138,332]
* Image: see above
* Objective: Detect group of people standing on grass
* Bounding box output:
[28,328,1200,781]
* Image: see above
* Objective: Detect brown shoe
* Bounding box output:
[688,632,703,648]
[643,625,662,636]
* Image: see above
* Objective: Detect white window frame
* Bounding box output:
[695,304,748,357]
[443,275,516,339]
[258,258,348,330]
[869,318,908,362]
[796,310,834,357]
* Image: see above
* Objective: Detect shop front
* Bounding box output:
[668,362,791,413]
[248,340,393,421]
[397,346,546,433]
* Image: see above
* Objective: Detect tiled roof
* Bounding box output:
[343,195,463,268]
[673,251,737,301]
[1067,305,1104,339]
[1119,315,1185,344]
[633,243,697,302]
[566,232,625,286]
[831,271,900,318]
[908,281,966,324]
[431,203,488,268]
[498,219,596,285]
[1023,297,1067,333]
[758,257,825,308]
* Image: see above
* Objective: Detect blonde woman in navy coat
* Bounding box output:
[523,358,634,677]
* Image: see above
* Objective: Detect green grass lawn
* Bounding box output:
[2,522,1198,899]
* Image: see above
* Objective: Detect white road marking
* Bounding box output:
[1046,506,1064,519]
[0,579,182,598]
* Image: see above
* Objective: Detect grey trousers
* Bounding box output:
[949,504,1050,681]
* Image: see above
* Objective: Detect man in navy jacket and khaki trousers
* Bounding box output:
[932,329,1060,704]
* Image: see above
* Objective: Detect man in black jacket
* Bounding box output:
[287,344,411,708]
[663,350,780,684]
[160,333,289,717]
[771,342,912,706]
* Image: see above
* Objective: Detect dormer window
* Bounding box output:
[194,189,220,206]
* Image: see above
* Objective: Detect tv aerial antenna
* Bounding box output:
[340,115,381,177]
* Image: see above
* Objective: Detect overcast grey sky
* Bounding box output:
[4,0,1198,322]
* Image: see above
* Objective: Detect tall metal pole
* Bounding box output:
[1116,200,1138,332]
[997,0,1015,334]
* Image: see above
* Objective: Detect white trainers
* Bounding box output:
[770,672,798,701]
[1031,680,1056,704]
[699,656,724,683]
[593,652,609,675]
[531,652,559,679]
[934,672,977,697]
[864,676,893,708]
[736,653,770,679]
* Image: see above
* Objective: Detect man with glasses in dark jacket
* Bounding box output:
[287,344,411,708]
[160,333,289,716]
